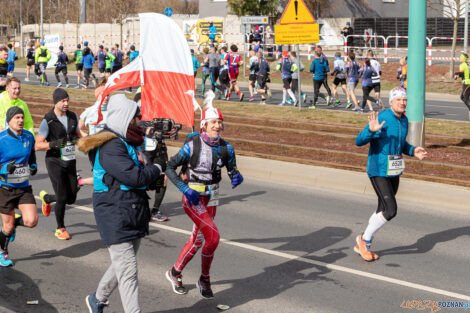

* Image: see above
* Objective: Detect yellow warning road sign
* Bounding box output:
[274,24,319,44]
[279,0,315,25]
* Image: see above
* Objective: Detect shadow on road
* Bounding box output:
[377,226,470,256]
[161,190,267,218]
[149,226,351,313]
[0,267,58,313]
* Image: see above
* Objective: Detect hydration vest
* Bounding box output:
[44,110,78,159]
[93,137,147,193]
[185,134,229,185]
[39,47,48,58]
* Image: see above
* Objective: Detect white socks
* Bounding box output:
[363,212,387,242]
[287,89,296,102]
[282,90,287,103]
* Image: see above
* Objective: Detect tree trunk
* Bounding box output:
[120,21,123,49]
[450,17,458,77]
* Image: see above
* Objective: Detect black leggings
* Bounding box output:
[84,68,96,87]
[370,176,400,221]
[362,86,376,109]
[209,67,219,91]
[461,84,470,111]
[313,79,331,104]
[45,158,79,228]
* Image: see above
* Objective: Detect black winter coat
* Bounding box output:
[78,130,161,245]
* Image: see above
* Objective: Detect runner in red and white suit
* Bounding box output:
[224,44,245,101]
[165,106,243,298]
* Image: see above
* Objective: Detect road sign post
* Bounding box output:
[276,0,318,111]
[296,44,302,111]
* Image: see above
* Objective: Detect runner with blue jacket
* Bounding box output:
[55,46,69,88]
[354,87,427,262]
[346,51,361,110]
[309,50,331,109]
[0,107,38,267]
[359,58,377,112]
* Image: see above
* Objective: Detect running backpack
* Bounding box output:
[40,48,47,58]
[180,134,229,183]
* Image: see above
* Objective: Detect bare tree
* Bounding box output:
[429,0,464,76]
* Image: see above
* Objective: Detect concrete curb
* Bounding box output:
[168,146,470,212]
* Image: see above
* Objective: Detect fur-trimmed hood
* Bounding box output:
[78,130,118,154]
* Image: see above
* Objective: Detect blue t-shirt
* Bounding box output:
[129,51,139,62]
[0,129,35,188]
[7,50,17,64]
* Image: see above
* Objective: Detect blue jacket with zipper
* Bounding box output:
[356,108,414,177]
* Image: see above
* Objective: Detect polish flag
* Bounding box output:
[99,13,198,127]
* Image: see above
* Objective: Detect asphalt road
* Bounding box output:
[10,69,470,122]
[1,152,469,312]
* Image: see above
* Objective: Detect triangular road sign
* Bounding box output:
[279,0,315,24]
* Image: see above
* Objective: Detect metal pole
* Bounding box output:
[406,0,426,147]
[465,0,469,52]
[40,0,44,40]
[296,44,302,111]
[20,0,23,57]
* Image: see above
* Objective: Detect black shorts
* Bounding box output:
[373,83,381,92]
[99,67,105,73]
[219,69,230,86]
[105,68,111,73]
[333,77,346,86]
[282,77,292,89]
[0,186,36,214]
[249,74,257,82]
[55,66,67,75]
[27,59,35,66]
[75,63,83,71]
[112,65,122,73]
[257,75,267,89]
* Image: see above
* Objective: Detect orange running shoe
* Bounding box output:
[354,234,379,262]
[55,228,71,240]
[40,190,51,216]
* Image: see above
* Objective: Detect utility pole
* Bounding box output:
[20,0,23,57]
[40,0,44,41]
[406,0,427,147]
[465,0,469,52]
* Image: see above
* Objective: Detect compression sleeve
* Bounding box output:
[165,143,191,194]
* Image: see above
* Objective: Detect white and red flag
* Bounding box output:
[99,13,198,127]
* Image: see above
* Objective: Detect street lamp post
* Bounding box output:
[407,0,427,147]
[40,0,44,41]
[465,0,469,52]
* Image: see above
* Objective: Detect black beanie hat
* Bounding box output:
[6,106,24,123]
[53,88,69,104]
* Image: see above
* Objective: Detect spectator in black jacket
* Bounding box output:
[78,94,162,313]
[341,22,354,50]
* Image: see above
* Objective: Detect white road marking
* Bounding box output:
[62,200,470,301]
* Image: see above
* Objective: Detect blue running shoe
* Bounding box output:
[85,293,108,313]
[9,230,15,242]
[0,252,13,267]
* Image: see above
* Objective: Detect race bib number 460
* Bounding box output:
[8,164,30,184]
[387,155,405,176]
[61,142,76,161]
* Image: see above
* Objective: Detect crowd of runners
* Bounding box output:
[2,36,470,313]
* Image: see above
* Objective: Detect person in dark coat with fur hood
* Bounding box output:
[78,94,162,313]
